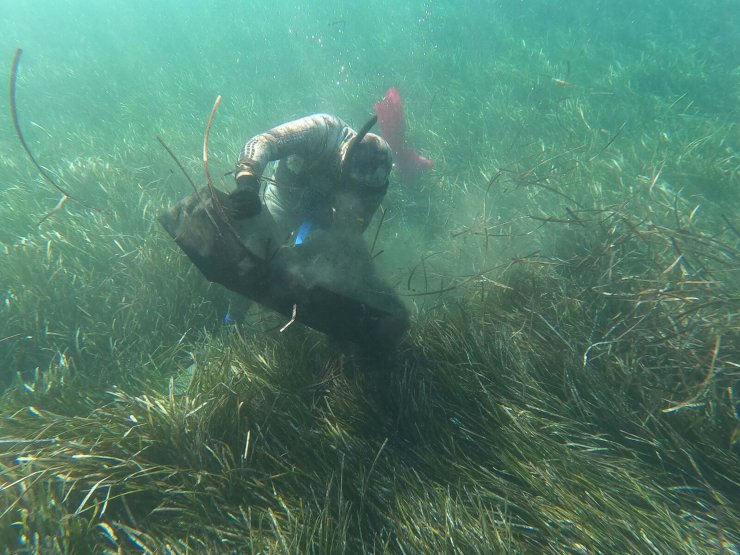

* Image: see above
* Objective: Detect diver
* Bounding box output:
[225,113,393,241]
[160,112,408,349]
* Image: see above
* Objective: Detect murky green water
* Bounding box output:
[0,1,738,552]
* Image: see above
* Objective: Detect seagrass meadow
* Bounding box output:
[1,1,738,553]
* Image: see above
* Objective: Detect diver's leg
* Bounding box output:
[210,288,252,326]
[223,291,252,325]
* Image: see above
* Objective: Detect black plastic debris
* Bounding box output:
[159,186,409,350]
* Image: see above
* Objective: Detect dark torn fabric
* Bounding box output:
[159,186,409,349]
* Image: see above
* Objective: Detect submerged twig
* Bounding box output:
[37,195,69,225]
[10,48,100,223]
[370,206,387,256]
[157,135,200,197]
[203,95,228,224]
[10,49,73,201]
[157,130,227,249]
[279,304,298,332]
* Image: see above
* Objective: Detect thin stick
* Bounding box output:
[10,49,75,200]
[11,49,103,223]
[37,195,69,225]
[370,206,386,256]
[279,304,298,332]
[156,135,200,197]
[406,264,417,290]
[203,95,228,222]
[157,131,226,246]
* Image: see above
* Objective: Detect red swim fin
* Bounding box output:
[374,87,433,182]
[373,87,406,151]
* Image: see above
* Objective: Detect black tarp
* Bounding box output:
[159,186,409,350]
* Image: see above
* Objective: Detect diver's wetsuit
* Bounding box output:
[235,114,392,237]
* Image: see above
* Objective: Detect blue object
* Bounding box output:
[294,220,313,245]
[223,312,236,325]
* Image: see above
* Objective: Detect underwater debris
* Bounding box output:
[8,49,102,225]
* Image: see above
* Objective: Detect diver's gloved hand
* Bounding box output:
[228,173,261,219]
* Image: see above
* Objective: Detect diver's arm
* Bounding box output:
[235,114,352,180]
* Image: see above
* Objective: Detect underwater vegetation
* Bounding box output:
[1,0,738,553]
[0,214,738,553]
